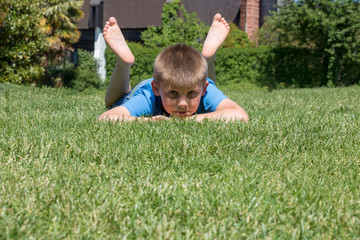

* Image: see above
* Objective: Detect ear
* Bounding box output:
[201,81,209,96]
[151,80,161,96]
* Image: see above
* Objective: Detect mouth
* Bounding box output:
[174,111,188,117]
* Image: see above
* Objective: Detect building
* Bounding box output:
[74,0,282,80]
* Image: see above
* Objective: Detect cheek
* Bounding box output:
[189,96,202,108]
[161,97,176,109]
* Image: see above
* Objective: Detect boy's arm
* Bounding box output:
[98,106,154,122]
[191,98,249,122]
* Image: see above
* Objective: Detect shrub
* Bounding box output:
[259,0,360,86]
[105,42,161,87]
[141,0,207,50]
[216,46,328,89]
[105,44,265,88]
[105,43,348,90]
[46,49,102,91]
[259,47,326,89]
[222,23,253,49]
[215,47,267,86]
[0,0,47,84]
[69,49,102,91]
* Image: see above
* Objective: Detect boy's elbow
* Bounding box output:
[98,112,111,122]
[234,112,249,122]
[232,108,249,122]
[98,106,134,122]
[219,108,249,122]
[98,109,120,122]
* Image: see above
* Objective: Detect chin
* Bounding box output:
[174,113,188,118]
[171,111,192,118]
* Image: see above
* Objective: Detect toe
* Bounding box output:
[214,13,222,22]
[109,17,117,26]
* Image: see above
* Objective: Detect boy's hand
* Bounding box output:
[191,99,249,122]
[151,115,169,121]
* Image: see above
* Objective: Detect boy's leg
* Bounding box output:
[103,17,135,108]
[205,55,216,83]
[202,14,230,83]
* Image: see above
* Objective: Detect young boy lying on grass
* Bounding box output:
[99,14,249,122]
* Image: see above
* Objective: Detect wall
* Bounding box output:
[239,0,260,39]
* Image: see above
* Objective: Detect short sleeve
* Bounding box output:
[122,92,153,117]
[197,79,227,114]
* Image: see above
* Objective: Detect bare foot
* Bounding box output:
[202,13,230,59]
[103,17,135,65]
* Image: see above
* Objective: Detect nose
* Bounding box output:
[177,96,188,109]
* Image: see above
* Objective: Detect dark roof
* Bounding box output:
[78,0,242,30]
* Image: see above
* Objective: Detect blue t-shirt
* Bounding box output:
[120,78,227,117]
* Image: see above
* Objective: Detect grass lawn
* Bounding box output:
[1,83,359,239]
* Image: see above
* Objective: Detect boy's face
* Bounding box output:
[151,80,209,117]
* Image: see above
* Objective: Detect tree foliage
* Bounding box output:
[222,22,253,48]
[0,0,47,84]
[141,0,208,50]
[0,0,85,85]
[47,49,102,91]
[42,0,84,63]
[70,49,102,91]
[259,0,360,86]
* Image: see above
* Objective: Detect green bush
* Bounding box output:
[105,44,265,88]
[141,0,207,50]
[0,0,47,84]
[105,42,161,87]
[70,49,102,91]
[43,65,75,88]
[105,42,358,90]
[262,47,328,88]
[215,47,268,86]
[222,23,253,49]
[216,46,333,89]
[259,0,360,86]
[45,49,102,91]
[105,43,266,88]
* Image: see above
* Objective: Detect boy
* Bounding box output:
[99,14,249,122]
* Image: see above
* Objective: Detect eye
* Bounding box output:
[168,91,178,98]
[188,91,198,97]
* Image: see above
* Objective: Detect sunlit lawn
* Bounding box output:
[1,83,359,239]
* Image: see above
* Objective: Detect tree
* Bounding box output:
[141,0,208,50]
[259,0,360,86]
[0,0,47,84]
[42,0,84,64]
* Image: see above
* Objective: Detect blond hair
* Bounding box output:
[153,44,208,87]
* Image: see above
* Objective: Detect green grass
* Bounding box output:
[1,83,359,239]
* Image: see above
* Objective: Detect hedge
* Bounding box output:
[105,43,360,89]
[105,42,161,87]
[45,49,102,91]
